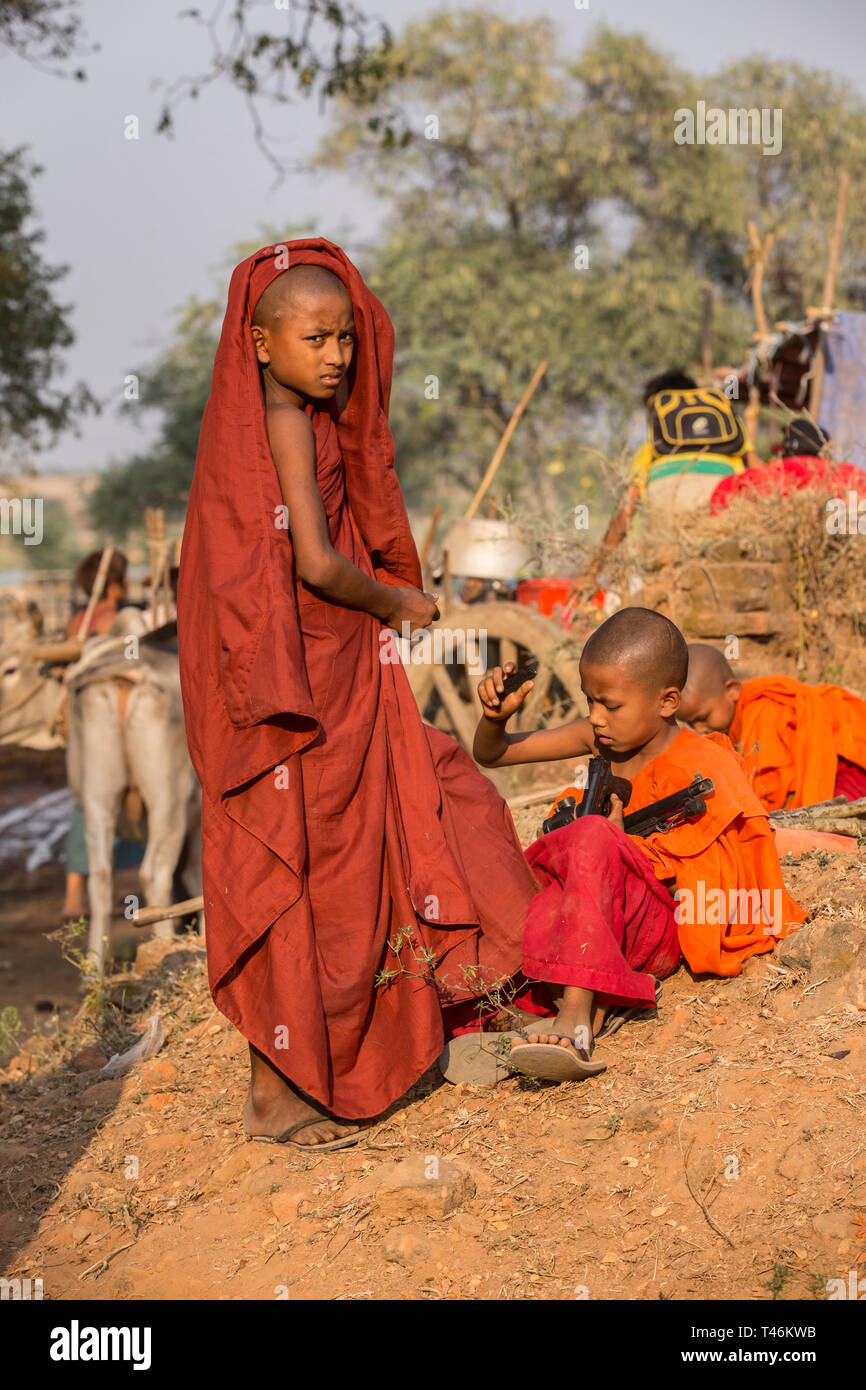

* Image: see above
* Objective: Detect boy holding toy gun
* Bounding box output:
[472,607,804,1083]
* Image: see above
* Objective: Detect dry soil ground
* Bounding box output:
[2,778,866,1302]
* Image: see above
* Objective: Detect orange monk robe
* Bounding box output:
[729,676,866,811]
[550,727,805,977]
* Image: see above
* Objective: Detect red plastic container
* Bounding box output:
[516,578,573,617]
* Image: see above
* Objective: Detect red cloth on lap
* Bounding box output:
[522,816,680,1009]
[834,755,866,802]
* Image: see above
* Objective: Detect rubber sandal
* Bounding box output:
[247,1116,361,1151]
[596,979,662,1041]
[506,1041,607,1083]
[438,1031,525,1086]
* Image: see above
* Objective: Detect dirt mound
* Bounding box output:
[2,846,866,1302]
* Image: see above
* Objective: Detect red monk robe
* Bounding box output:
[729,676,866,811]
[524,727,805,1001]
[176,238,538,1120]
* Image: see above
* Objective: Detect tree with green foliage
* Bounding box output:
[317,12,866,513]
[0,146,93,452]
[0,0,395,173]
[90,11,866,534]
[0,0,88,74]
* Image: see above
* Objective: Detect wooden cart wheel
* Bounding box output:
[402,601,586,754]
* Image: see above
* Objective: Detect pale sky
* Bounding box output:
[2,0,865,474]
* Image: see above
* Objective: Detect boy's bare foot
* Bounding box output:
[243,1044,359,1147]
[508,1003,607,1081]
[510,985,605,1060]
[511,1011,597,1060]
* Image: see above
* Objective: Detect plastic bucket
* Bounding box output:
[516,578,574,617]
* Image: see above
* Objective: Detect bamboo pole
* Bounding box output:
[419,505,443,569]
[76,544,114,641]
[464,361,547,520]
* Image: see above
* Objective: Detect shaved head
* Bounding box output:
[684,643,735,696]
[252,263,351,329]
[582,607,689,691]
[678,643,742,733]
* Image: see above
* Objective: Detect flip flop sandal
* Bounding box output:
[247,1117,361,1152]
[438,1031,526,1086]
[506,1041,607,1083]
[595,979,663,1041]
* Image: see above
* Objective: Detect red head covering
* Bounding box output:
[177,237,421,814]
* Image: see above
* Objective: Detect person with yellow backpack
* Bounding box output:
[632,370,759,518]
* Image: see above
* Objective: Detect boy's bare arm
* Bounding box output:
[267,405,437,629]
[472,664,596,767]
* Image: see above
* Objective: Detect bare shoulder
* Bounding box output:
[265,402,315,448]
[265,403,316,475]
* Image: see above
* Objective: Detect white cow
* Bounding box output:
[0,608,202,970]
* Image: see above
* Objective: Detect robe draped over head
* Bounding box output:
[176,237,538,1119]
[729,676,866,811]
[547,728,805,978]
[177,237,422,954]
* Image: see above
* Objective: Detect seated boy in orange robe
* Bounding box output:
[678,643,866,811]
[472,608,804,1083]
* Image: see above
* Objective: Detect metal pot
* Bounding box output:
[441,518,531,580]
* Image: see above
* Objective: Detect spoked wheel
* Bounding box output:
[402,601,586,771]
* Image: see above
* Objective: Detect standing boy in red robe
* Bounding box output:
[473,608,804,1083]
[176,239,539,1149]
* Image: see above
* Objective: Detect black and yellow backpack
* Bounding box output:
[647,388,746,457]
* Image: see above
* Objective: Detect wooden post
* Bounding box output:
[747,220,775,344]
[745,385,761,457]
[809,170,850,420]
[132,895,204,927]
[464,361,547,520]
[820,170,850,314]
[145,507,171,627]
[700,282,714,387]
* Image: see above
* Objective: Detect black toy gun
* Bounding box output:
[542,770,714,838]
[541,755,631,834]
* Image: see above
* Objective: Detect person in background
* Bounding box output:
[678,642,866,810]
[64,549,130,640]
[632,370,760,518]
[708,416,864,513]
